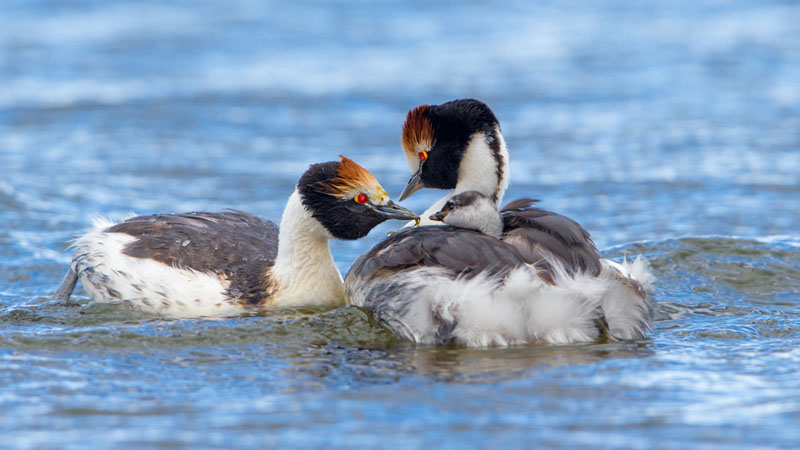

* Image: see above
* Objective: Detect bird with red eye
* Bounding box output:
[346,98,655,347]
[52,156,418,318]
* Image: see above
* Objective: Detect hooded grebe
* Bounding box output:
[53,156,417,317]
[345,191,652,346]
[344,100,654,345]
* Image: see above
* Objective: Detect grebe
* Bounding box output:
[344,99,654,345]
[53,156,417,317]
[346,191,651,346]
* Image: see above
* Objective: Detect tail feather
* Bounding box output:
[52,268,79,301]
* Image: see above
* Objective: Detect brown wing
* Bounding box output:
[345,225,528,282]
[500,198,539,212]
[501,202,602,277]
[106,210,279,305]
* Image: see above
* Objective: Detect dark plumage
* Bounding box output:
[106,210,279,306]
[347,226,527,282]
[348,198,601,289]
[500,199,603,278]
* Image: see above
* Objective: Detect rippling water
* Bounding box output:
[2,0,799,448]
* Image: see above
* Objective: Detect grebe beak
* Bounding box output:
[370,201,418,221]
[399,168,424,201]
[429,211,447,222]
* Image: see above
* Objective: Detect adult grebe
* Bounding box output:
[346,191,653,346]
[53,156,417,317]
[345,99,655,345]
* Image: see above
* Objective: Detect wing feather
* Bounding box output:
[346,226,527,282]
[105,210,279,305]
[502,204,602,276]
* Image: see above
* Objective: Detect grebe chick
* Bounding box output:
[397,99,655,340]
[428,190,504,238]
[53,156,417,317]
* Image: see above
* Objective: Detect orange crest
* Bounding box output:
[402,105,434,157]
[327,155,380,198]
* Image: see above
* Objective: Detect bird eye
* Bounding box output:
[418,150,428,162]
[355,193,368,204]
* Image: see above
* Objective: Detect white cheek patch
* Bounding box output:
[404,150,418,173]
[404,143,429,174]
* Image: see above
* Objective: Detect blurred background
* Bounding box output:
[2,0,798,253]
[1,1,799,448]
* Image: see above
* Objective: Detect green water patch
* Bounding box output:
[606,237,800,343]
[0,303,398,352]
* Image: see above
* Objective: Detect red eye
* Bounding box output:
[418,150,428,162]
[355,193,368,204]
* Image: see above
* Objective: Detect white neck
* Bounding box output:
[269,190,345,307]
[455,128,509,203]
[412,129,509,227]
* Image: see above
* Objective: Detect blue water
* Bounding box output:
[2,1,799,448]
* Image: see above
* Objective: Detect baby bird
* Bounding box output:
[429,190,504,238]
[53,156,417,317]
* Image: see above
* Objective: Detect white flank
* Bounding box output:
[69,189,348,317]
[598,257,656,339]
[349,263,611,347]
[72,218,238,318]
[349,255,655,347]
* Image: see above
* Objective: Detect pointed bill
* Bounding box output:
[370,201,418,221]
[399,168,424,201]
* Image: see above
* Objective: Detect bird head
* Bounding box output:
[428,190,503,238]
[399,99,506,203]
[298,156,418,240]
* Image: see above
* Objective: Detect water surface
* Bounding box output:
[1,0,799,448]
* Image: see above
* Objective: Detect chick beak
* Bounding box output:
[399,167,424,201]
[429,211,447,222]
[370,200,418,221]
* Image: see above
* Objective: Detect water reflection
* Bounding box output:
[400,341,654,381]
